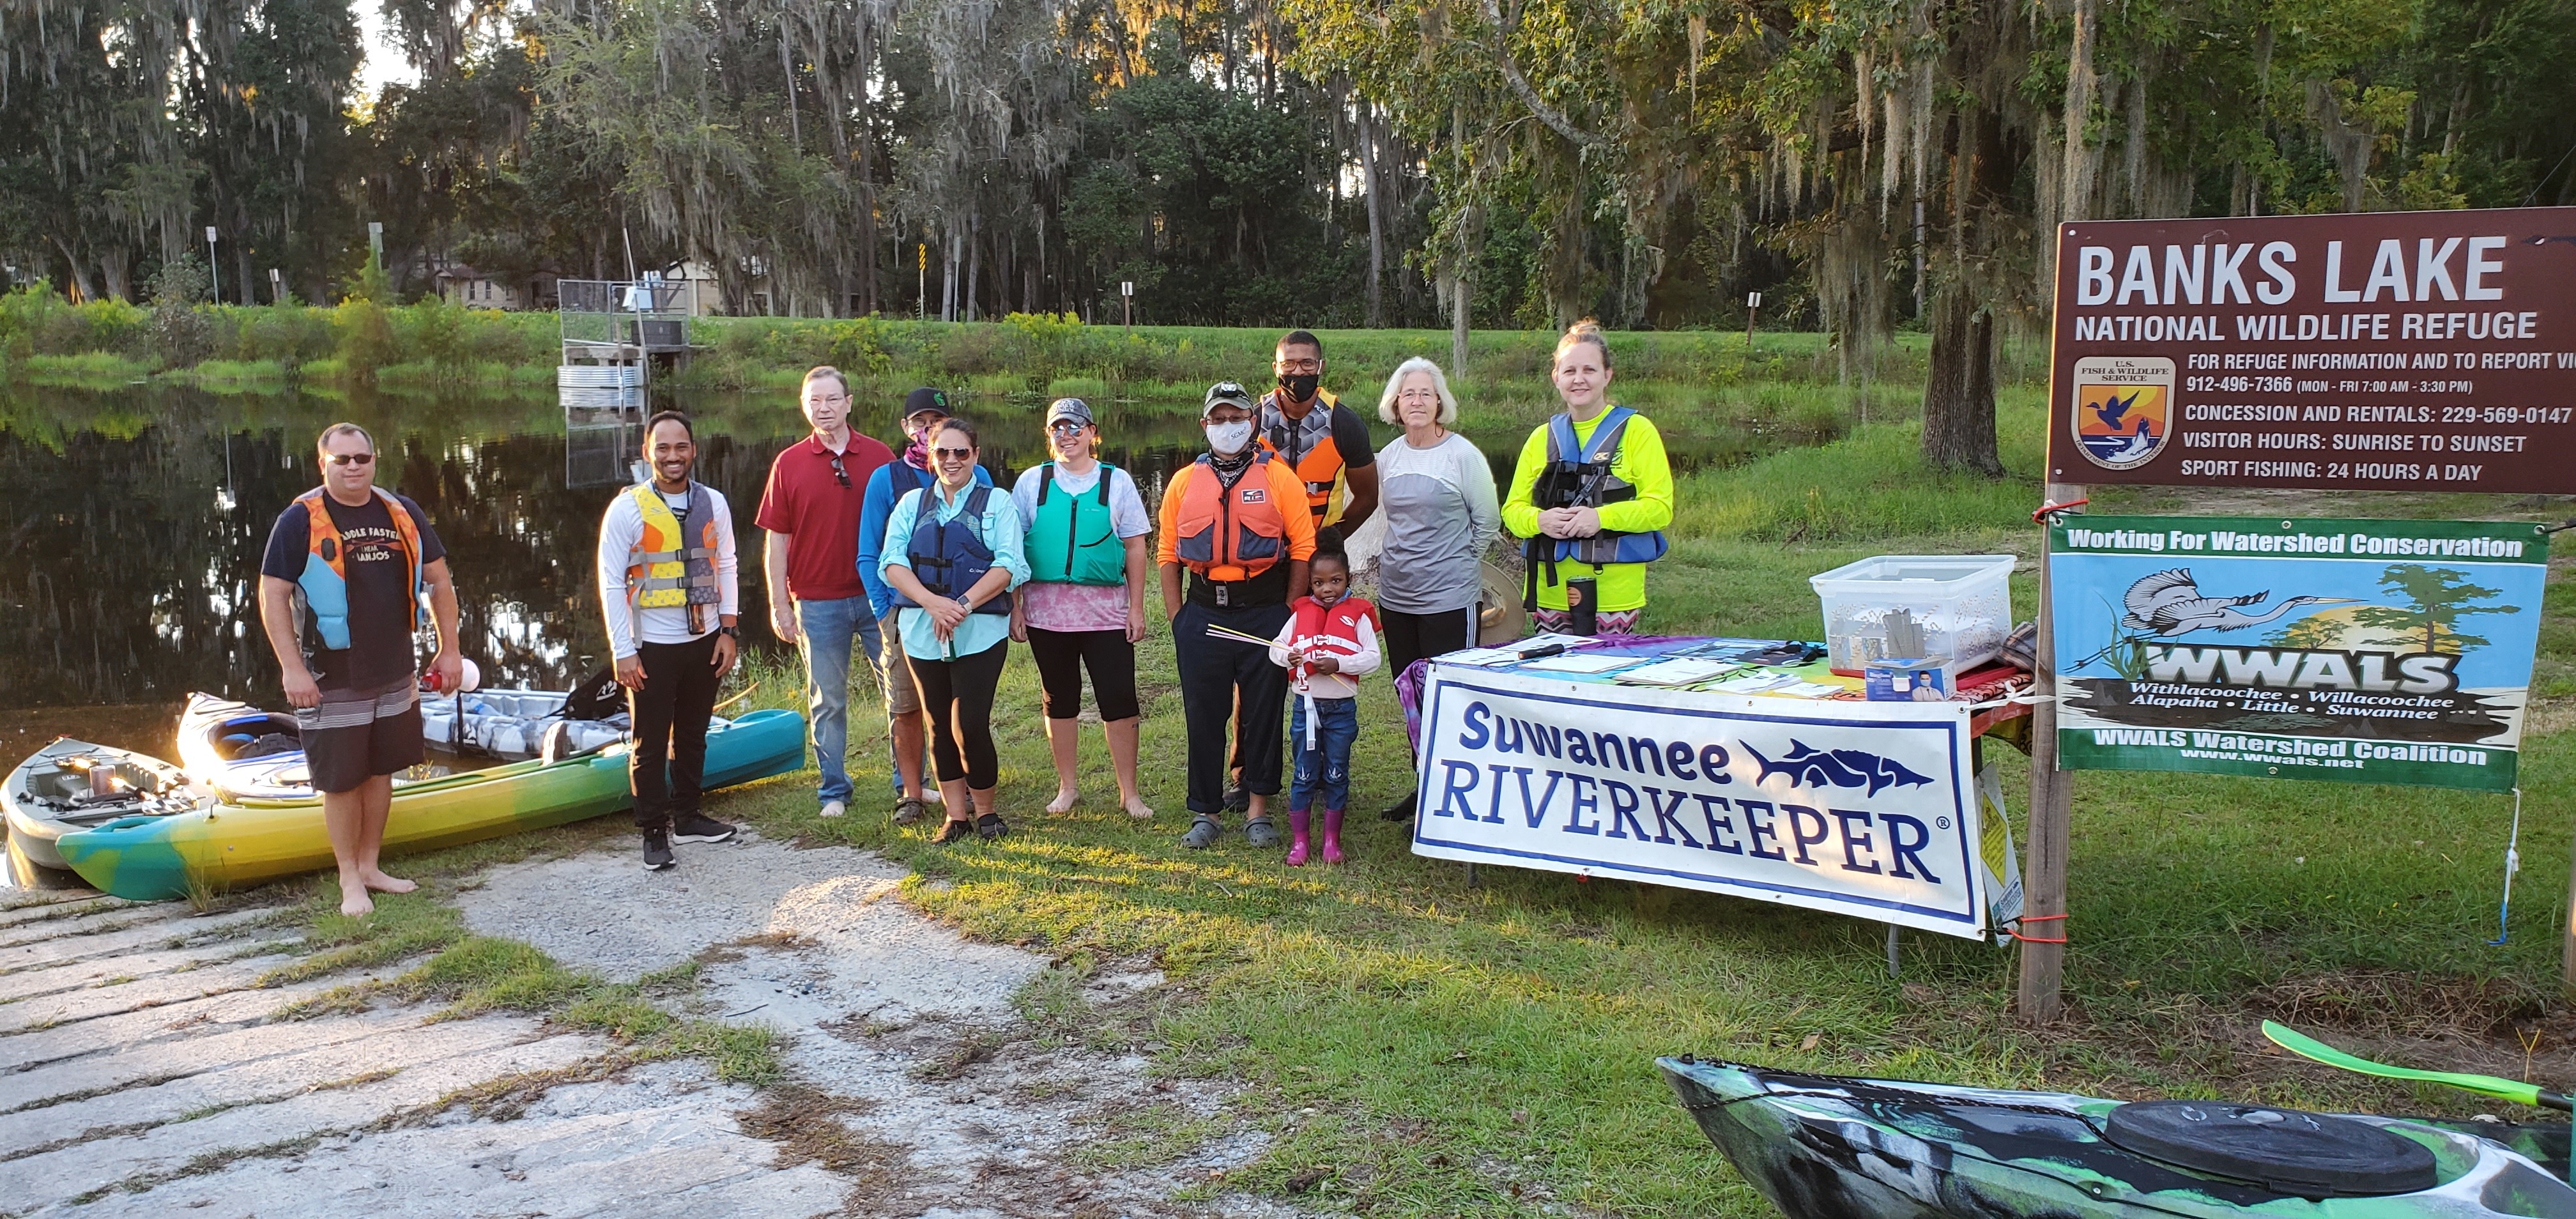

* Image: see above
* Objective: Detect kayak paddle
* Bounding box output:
[2262,1020,2572,1112]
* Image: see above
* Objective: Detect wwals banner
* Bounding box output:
[2050,515,2547,790]
[1411,665,1991,939]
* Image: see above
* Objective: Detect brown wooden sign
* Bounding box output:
[2046,207,2576,493]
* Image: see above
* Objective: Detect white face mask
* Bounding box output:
[1205,420,1254,455]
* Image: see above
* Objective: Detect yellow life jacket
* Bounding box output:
[625,482,722,633]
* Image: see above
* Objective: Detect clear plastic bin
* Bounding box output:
[1809,555,2016,674]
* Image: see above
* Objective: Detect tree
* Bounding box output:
[2350,564,2518,654]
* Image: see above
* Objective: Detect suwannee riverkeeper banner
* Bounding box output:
[1410,664,1997,939]
[2049,515,2547,791]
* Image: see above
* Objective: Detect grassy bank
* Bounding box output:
[3,284,2065,404]
[631,393,2574,1213]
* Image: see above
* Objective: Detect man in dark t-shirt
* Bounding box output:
[257,423,462,917]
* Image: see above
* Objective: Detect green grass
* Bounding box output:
[665,387,2576,1214]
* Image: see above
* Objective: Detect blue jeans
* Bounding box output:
[1288,695,1359,813]
[795,596,882,805]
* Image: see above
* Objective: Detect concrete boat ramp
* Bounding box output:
[0,833,1285,1218]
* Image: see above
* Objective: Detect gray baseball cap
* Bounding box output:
[1201,381,1256,418]
[1046,397,1095,428]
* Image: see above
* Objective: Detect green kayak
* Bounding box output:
[53,706,805,901]
[1659,1056,2576,1218]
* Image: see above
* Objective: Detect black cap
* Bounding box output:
[902,387,951,420]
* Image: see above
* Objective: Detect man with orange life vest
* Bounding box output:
[1257,330,1379,544]
[1159,382,1318,849]
[257,422,463,918]
[1230,330,1378,811]
[597,411,742,872]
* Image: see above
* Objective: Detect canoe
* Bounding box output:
[54,703,805,901]
[1657,1056,2576,1218]
[174,691,629,797]
[4,738,204,885]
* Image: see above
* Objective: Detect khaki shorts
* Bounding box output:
[880,629,924,716]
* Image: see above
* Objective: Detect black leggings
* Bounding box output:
[907,638,1008,790]
[1380,604,1478,690]
[1027,627,1142,721]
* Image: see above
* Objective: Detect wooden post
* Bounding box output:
[2018,481,2081,1023]
[2561,822,2576,995]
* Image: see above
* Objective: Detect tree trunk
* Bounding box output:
[1361,106,1385,328]
[2058,0,2100,226]
[1451,275,1471,379]
[1921,290,2001,473]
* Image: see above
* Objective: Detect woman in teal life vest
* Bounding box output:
[1009,399,1155,820]
[879,417,1030,843]
[1501,319,1675,636]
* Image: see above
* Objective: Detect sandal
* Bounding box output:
[891,797,928,825]
[931,818,975,844]
[975,812,1008,841]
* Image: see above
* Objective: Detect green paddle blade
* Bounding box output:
[2263,1020,2570,1112]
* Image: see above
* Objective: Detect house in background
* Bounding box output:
[435,264,526,310]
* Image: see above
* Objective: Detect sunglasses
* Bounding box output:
[326,452,375,466]
[827,452,848,487]
[933,447,975,461]
[1048,420,1087,435]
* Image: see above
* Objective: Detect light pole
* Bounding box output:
[204,227,220,304]
[269,268,284,305]
[1121,280,1133,332]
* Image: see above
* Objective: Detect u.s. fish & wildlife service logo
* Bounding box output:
[2071,355,2175,470]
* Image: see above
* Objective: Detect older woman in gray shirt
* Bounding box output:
[1370,356,1499,821]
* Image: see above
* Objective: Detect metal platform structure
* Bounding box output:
[557,277,696,410]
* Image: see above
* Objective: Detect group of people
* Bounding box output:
[254,321,1675,908]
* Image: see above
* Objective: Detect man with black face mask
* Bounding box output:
[1257,330,1379,548]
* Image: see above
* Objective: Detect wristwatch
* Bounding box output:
[718,625,740,640]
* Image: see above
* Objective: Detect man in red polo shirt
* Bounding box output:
[756,366,896,820]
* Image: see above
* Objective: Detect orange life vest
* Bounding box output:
[1258,388,1347,523]
[1170,452,1287,582]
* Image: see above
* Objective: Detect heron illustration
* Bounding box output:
[2074,569,2355,670]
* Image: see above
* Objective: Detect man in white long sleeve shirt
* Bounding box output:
[597,412,742,871]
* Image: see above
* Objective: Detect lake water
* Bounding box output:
[0,381,1756,712]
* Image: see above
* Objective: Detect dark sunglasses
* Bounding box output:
[827,452,848,487]
[933,446,975,461]
[326,452,375,466]
[1048,420,1087,435]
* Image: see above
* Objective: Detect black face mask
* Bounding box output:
[1276,371,1320,401]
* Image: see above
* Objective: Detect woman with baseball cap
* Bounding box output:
[1009,398,1156,820]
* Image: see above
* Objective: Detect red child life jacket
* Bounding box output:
[1284,594,1378,686]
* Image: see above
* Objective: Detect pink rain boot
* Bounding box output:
[1285,808,1312,866]
[1321,809,1346,864]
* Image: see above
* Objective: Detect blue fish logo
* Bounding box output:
[1742,740,1933,797]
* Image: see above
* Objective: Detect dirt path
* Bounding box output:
[0,832,1293,1218]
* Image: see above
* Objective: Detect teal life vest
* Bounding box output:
[887,485,1013,615]
[1025,463,1126,586]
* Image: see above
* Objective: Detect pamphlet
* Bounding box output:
[1614,659,1735,687]
[1517,653,1636,675]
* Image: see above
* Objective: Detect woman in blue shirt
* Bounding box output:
[879,417,1029,842]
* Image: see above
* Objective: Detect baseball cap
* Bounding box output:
[1046,397,1095,428]
[901,387,951,420]
[1201,381,1255,418]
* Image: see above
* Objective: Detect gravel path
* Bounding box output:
[0,831,1292,1218]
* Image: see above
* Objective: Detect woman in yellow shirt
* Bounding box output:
[1501,319,1675,636]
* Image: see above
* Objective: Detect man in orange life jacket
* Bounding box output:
[257,423,463,917]
[1160,383,1318,849]
[1225,329,1378,811]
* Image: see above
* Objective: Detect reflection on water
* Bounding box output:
[1,382,1744,710]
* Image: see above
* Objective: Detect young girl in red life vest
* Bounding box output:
[1265,550,1381,865]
